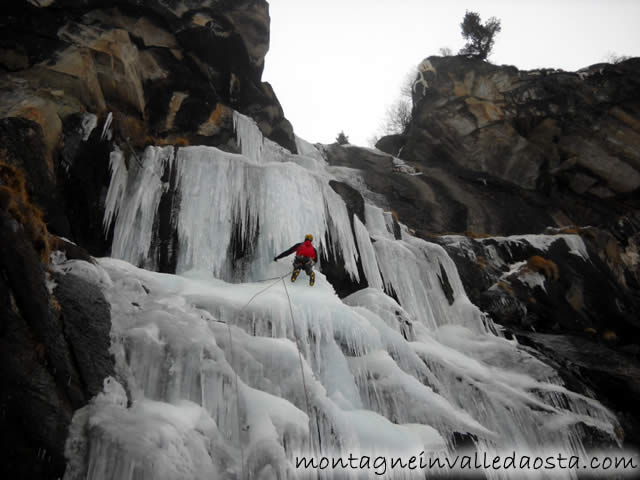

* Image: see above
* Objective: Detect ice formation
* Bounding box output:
[64,112,621,479]
[440,233,590,262]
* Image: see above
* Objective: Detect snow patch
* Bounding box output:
[479,234,589,260]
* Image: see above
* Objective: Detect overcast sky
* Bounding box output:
[262,0,640,147]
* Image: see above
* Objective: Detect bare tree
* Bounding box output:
[382,98,412,135]
[399,69,417,98]
[458,11,501,60]
[379,68,417,136]
[604,52,631,64]
[438,46,453,56]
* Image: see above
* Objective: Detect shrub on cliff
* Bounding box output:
[0,159,50,262]
[526,255,559,281]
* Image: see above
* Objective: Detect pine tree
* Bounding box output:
[458,11,501,60]
[336,131,349,145]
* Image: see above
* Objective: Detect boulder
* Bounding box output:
[374,133,406,157]
[52,271,114,398]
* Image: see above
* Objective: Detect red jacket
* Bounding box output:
[295,240,317,261]
[275,240,317,262]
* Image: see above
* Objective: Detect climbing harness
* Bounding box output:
[223,270,319,476]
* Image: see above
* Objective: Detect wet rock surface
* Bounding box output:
[0,209,114,479]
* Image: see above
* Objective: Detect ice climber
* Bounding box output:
[274,234,318,286]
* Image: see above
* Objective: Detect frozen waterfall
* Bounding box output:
[62,112,621,479]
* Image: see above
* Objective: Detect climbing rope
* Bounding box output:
[224,315,246,480]
[225,272,287,479]
[223,270,319,476]
[281,278,323,451]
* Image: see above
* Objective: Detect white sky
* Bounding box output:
[263,0,640,146]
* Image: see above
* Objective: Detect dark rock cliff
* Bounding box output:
[377,56,640,235]
[0,207,114,478]
[0,1,295,478]
[347,55,640,448]
[1,0,296,254]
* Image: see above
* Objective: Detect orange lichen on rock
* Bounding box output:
[0,159,50,263]
[526,255,559,281]
[209,103,226,125]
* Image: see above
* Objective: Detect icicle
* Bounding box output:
[104,119,363,281]
[100,112,113,142]
[364,204,396,240]
[103,147,127,234]
[353,214,383,289]
[60,247,619,480]
[109,146,175,268]
[232,111,264,164]
[93,110,621,480]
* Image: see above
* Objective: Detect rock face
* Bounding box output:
[1,0,296,252]
[377,56,640,234]
[325,142,559,237]
[408,56,640,195]
[0,1,296,478]
[434,225,640,336]
[324,55,640,444]
[429,221,640,448]
[1,0,294,150]
[368,56,640,355]
[0,209,114,479]
[322,158,640,449]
